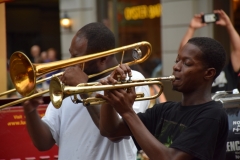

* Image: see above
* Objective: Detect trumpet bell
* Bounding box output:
[9,51,36,97]
[49,76,64,109]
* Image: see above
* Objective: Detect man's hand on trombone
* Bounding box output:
[22,65,88,112]
[60,65,88,86]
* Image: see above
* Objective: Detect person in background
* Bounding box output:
[46,48,58,63]
[178,9,240,93]
[40,51,48,63]
[148,60,167,106]
[22,22,150,160]
[38,50,50,90]
[44,48,61,85]
[98,37,228,160]
[30,45,41,63]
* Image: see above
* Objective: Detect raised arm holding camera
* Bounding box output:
[179,9,240,93]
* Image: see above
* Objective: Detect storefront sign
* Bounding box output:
[124,3,161,20]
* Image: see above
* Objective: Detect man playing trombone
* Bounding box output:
[22,22,150,160]
[97,37,228,160]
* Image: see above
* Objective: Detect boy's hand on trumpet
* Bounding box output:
[103,64,132,84]
[97,64,137,116]
[98,64,132,97]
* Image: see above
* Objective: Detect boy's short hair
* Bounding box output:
[188,37,226,79]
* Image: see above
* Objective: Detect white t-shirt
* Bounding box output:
[42,70,150,160]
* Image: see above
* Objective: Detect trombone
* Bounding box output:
[0,41,151,109]
[9,41,151,97]
[49,75,175,109]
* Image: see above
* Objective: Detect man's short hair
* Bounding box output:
[188,37,226,79]
[76,22,115,54]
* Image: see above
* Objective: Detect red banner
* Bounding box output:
[0,105,58,160]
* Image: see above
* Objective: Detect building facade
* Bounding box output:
[59,0,221,100]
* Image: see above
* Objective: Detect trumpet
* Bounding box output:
[0,41,151,109]
[50,75,175,109]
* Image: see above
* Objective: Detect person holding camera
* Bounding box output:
[178,9,240,93]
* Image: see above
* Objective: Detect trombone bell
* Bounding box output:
[9,52,36,97]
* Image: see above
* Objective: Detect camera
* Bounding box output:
[201,13,219,23]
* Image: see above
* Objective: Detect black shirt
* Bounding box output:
[134,101,228,160]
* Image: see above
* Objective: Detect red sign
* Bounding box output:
[0,105,58,160]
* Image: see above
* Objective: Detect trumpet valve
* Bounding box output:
[71,94,83,104]
[128,72,132,82]
[117,75,121,82]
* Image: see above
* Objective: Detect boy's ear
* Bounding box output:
[204,68,216,80]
